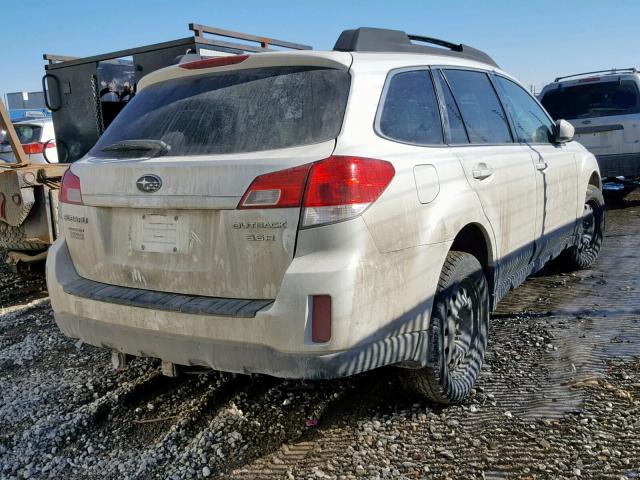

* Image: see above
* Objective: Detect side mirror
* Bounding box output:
[554,119,575,143]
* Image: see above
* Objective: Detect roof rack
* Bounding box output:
[333,27,499,68]
[189,23,312,52]
[44,22,312,69]
[554,68,638,83]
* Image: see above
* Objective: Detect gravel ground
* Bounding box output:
[0,251,47,308]
[1,192,640,480]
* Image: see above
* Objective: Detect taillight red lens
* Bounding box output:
[22,142,55,155]
[238,163,312,209]
[304,156,395,207]
[237,156,395,227]
[302,156,394,227]
[179,54,249,70]
[23,143,44,154]
[59,169,83,205]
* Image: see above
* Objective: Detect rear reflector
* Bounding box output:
[179,55,249,70]
[237,156,395,228]
[312,295,332,343]
[59,169,83,205]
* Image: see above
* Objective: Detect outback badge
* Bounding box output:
[136,174,162,193]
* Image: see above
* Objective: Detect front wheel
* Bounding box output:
[405,251,489,404]
[561,185,605,270]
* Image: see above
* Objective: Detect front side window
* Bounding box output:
[443,69,512,144]
[540,80,640,120]
[90,66,350,157]
[377,70,443,145]
[495,76,554,143]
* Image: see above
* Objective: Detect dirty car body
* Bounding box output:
[47,28,602,399]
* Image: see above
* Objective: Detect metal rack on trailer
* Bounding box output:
[0,23,310,270]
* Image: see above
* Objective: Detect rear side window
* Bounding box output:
[377,70,443,145]
[443,69,512,144]
[433,70,469,144]
[495,76,554,143]
[540,80,640,120]
[90,66,350,157]
[0,125,43,146]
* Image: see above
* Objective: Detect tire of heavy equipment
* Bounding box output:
[0,222,47,251]
[561,185,605,270]
[405,251,489,404]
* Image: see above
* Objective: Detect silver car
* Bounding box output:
[47,28,604,403]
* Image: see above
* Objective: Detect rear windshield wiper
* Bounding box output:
[101,139,170,157]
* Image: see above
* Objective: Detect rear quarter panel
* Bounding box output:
[334,59,496,257]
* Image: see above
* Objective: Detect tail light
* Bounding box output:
[238,156,395,228]
[179,55,249,70]
[238,163,312,208]
[60,169,83,205]
[22,142,55,155]
[302,156,395,227]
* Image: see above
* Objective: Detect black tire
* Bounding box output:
[0,222,47,252]
[405,251,489,404]
[560,185,605,270]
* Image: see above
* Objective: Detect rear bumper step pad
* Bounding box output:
[63,277,273,318]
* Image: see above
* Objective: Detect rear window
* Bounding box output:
[90,66,350,157]
[0,124,42,146]
[540,80,640,120]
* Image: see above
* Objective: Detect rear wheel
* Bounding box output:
[561,185,605,270]
[405,251,489,404]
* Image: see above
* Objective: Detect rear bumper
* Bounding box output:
[596,152,640,178]
[54,311,425,379]
[47,226,446,378]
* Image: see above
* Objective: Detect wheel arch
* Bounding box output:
[450,223,494,278]
[588,171,601,190]
[449,221,499,310]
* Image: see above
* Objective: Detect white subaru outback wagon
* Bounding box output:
[47,28,604,403]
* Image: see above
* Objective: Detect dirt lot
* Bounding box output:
[1,194,640,480]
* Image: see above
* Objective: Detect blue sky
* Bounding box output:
[2,0,639,99]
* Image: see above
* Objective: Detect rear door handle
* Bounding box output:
[535,161,548,171]
[472,164,494,180]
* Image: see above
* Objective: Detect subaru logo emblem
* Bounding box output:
[136,174,162,193]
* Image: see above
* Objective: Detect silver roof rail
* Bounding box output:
[554,67,638,83]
